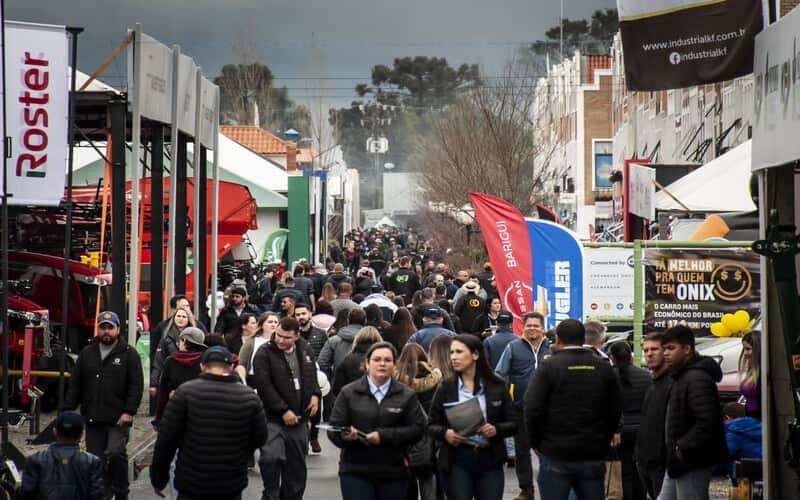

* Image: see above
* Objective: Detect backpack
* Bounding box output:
[38,447,90,500]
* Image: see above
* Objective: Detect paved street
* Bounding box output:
[130,438,530,499]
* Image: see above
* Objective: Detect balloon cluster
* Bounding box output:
[710,310,755,338]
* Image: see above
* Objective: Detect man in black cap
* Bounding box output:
[214,285,259,335]
[19,411,105,500]
[152,346,268,500]
[483,310,516,369]
[406,305,455,352]
[65,311,143,500]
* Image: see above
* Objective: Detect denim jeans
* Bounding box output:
[340,474,409,500]
[445,446,505,500]
[657,468,712,500]
[537,454,605,500]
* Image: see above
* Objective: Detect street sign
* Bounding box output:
[366,136,388,154]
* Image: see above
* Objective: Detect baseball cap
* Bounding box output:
[201,345,234,365]
[179,327,206,348]
[55,411,84,437]
[421,305,443,319]
[497,311,513,325]
[97,311,120,327]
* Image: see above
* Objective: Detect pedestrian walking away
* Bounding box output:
[429,334,517,500]
[407,305,455,352]
[18,411,105,500]
[150,346,268,500]
[252,316,321,500]
[328,341,426,500]
[658,326,726,500]
[524,319,621,500]
[494,312,550,500]
[608,341,651,500]
[635,332,673,499]
[65,311,143,500]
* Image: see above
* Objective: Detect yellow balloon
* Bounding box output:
[731,310,751,334]
[721,313,739,333]
[711,322,731,337]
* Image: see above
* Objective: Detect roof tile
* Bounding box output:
[219,125,289,155]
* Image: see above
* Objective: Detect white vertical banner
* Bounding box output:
[176,53,197,135]
[130,32,172,124]
[192,68,202,319]
[128,24,143,344]
[628,163,656,220]
[198,77,217,148]
[4,21,69,205]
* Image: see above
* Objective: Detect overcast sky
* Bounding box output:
[8,0,616,104]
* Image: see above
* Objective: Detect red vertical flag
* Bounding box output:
[469,193,534,334]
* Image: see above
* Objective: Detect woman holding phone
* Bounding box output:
[428,334,516,500]
[328,341,426,500]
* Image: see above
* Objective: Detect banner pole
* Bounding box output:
[210,87,220,332]
[192,68,202,320]
[633,239,644,367]
[0,0,10,460]
[58,26,83,412]
[165,45,180,314]
[128,23,142,346]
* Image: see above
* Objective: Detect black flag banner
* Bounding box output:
[617,0,763,90]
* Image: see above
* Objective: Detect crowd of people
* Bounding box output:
[18,227,763,500]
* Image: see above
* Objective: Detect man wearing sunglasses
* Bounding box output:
[66,311,144,500]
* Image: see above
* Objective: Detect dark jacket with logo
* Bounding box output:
[495,337,551,409]
[252,337,321,425]
[387,268,421,303]
[665,354,727,477]
[328,376,426,479]
[19,442,105,500]
[428,376,517,472]
[65,337,144,424]
[151,373,268,500]
[524,348,622,461]
[635,368,673,471]
[454,294,487,334]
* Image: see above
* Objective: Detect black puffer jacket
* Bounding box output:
[18,443,105,500]
[665,354,727,477]
[328,376,426,479]
[151,373,267,499]
[252,337,321,425]
[616,364,653,443]
[429,376,516,472]
[524,348,621,462]
[635,369,673,471]
[65,338,143,424]
[214,302,259,336]
[300,325,328,360]
[332,343,375,396]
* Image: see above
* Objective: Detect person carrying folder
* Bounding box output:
[428,334,517,500]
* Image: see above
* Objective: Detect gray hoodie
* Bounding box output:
[317,324,361,376]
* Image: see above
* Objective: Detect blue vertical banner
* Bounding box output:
[526,219,584,329]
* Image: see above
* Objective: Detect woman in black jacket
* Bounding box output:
[328,341,426,500]
[395,343,442,500]
[608,341,652,500]
[428,334,516,500]
[332,326,383,396]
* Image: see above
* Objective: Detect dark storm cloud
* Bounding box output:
[7,0,615,100]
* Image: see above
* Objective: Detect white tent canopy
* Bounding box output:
[655,140,756,213]
[373,216,397,228]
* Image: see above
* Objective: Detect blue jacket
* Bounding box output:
[495,337,551,408]
[483,328,517,370]
[725,417,762,475]
[19,442,105,500]
[407,324,455,352]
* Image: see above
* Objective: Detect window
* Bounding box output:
[592,140,614,190]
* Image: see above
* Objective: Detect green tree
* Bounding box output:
[523,8,619,72]
[330,57,480,208]
[215,62,311,135]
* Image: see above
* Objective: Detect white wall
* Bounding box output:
[248,209,282,262]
